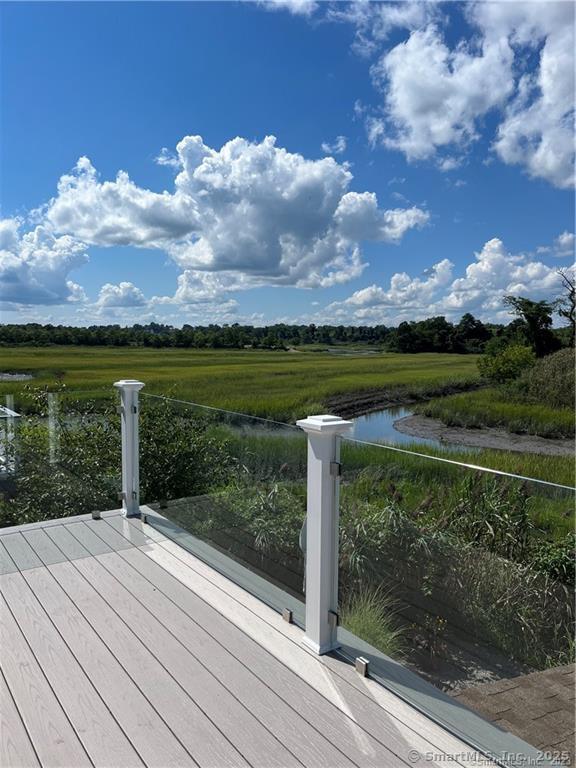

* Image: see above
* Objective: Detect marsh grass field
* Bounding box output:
[1,345,573,488]
[0,346,480,419]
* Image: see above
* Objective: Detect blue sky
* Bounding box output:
[1,0,574,327]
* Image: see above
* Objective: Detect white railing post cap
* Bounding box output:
[296,414,352,435]
[113,380,145,391]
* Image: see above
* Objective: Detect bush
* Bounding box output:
[139,400,234,504]
[0,395,236,527]
[511,348,575,409]
[478,345,536,383]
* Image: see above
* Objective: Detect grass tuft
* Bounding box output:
[340,586,406,659]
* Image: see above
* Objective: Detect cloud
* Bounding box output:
[38,135,427,297]
[332,1,574,189]
[46,156,198,246]
[554,231,575,257]
[96,281,147,308]
[4,136,429,311]
[322,236,568,325]
[67,281,87,303]
[537,230,575,258]
[258,0,317,18]
[334,191,428,242]
[484,3,575,189]
[0,218,88,305]
[371,23,514,163]
[152,270,247,305]
[155,147,181,168]
[345,257,454,308]
[327,1,435,57]
[321,136,347,155]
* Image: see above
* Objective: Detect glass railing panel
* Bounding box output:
[337,436,574,765]
[0,388,121,528]
[139,394,307,621]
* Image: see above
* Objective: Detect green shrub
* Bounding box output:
[511,348,575,409]
[139,401,234,504]
[0,394,236,526]
[477,345,536,383]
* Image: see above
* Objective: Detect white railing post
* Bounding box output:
[297,414,352,655]
[113,380,145,518]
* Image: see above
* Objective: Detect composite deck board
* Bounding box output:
[85,549,361,768]
[45,559,279,768]
[20,564,194,768]
[154,534,482,765]
[0,667,40,768]
[63,521,115,556]
[0,539,18,576]
[74,553,334,768]
[137,540,456,768]
[146,535,475,767]
[65,526,303,768]
[0,533,43,571]
[43,524,91,561]
[1,568,144,768]
[99,515,152,547]
[0,591,91,768]
[104,543,407,768]
[84,518,140,551]
[21,529,69,566]
[116,516,479,765]
[0,511,494,768]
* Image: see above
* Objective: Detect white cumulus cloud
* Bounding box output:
[371,23,514,164]
[332,1,574,189]
[0,218,88,305]
[323,236,568,325]
[96,281,147,308]
[46,156,198,246]
[486,3,575,189]
[39,134,428,297]
[554,231,575,258]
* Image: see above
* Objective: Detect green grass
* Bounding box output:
[340,587,406,659]
[232,431,574,534]
[2,346,572,490]
[0,346,480,421]
[417,387,575,439]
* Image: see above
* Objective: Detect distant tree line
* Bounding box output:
[0,306,572,353]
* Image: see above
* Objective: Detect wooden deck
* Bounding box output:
[0,510,494,768]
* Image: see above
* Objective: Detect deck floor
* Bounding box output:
[1,511,484,768]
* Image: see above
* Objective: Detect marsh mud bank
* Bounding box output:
[326,380,481,420]
[395,414,575,457]
[328,384,574,456]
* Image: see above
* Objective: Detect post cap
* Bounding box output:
[296,414,353,435]
[113,380,145,391]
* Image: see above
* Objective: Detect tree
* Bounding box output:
[556,269,575,347]
[453,313,491,353]
[502,296,559,357]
